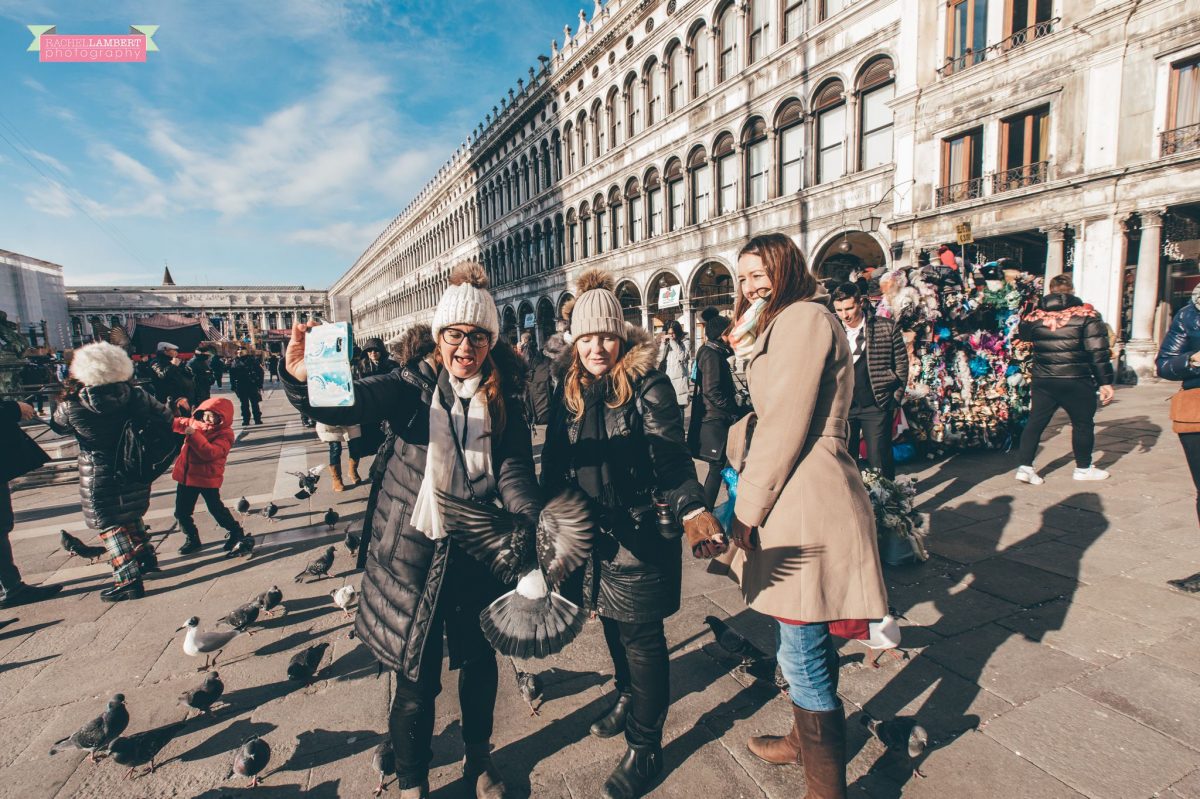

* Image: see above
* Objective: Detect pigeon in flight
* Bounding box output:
[290,464,324,499]
[330,585,357,619]
[436,488,595,658]
[253,585,284,617]
[177,617,241,671]
[861,713,929,778]
[287,642,330,683]
[344,525,360,556]
[49,694,129,762]
[294,547,335,583]
[371,738,395,797]
[60,530,105,563]
[704,616,769,667]
[218,602,261,634]
[230,735,271,788]
[180,672,225,717]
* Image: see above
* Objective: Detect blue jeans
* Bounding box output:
[776,620,841,711]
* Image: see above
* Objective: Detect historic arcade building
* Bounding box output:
[333,0,1200,379]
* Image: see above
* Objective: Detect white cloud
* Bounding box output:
[25,181,75,217]
[28,148,70,176]
[22,76,47,94]
[286,218,392,253]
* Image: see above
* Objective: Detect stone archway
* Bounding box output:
[812,231,888,284]
[689,262,734,344]
[646,271,683,331]
[615,280,643,327]
[501,306,519,345]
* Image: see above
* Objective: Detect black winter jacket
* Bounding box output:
[689,340,739,463]
[0,400,49,484]
[229,356,264,398]
[150,354,194,409]
[524,349,552,425]
[280,349,540,680]
[1157,302,1200,390]
[1018,293,1114,385]
[542,326,707,623]
[49,383,173,531]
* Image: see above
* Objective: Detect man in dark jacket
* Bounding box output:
[690,310,740,505]
[150,341,194,415]
[0,399,60,608]
[832,283,909,479]
[228,345,264,426]
[211,354,226,388]
[519,332,552,426]
[1016,274,1115,484]
[188,350,215,404]
[266,353,280,383]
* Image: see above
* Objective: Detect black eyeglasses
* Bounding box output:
[440,328,491,348]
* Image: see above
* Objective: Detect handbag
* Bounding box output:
[1170,388,1200,434]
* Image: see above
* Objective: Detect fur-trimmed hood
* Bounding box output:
[387,324,435,367]
[549,323,658,383]
[70,342,134,387]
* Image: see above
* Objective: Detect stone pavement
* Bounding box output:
[2,380,1198,798]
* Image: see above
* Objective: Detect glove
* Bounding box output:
[683,510,728,559]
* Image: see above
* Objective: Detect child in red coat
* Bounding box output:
[172,397,245,554]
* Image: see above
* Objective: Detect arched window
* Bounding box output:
[776,99,805,194]
[609,186,624,249]
[593,194,607,255]
[743,117,769,205]
[626,178,643,244]
[747,0,770,64]
[858,57,895,171]
[564,123,576,173]
[645,57,663,126]
[541,141,553,188]
[713,133,736,215]
[551,132,563,181]
[578,111,590,165]
[566,209,579,262]
[591,99,604,155]
[644,168,662,237]
[579,202,592,258]
[607,86,622,148]
[688,147,711,224]
[689,23,710,97]
[530,150,541,194]
[666,42,684,112]
[665,158,685,231]
[717,4,736,83]
[814,79,846,183]
[520,156,530,203]
[624,73,641,138]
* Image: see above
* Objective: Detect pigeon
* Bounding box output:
[323,508,339,530]
[235,496,251,518]
[218,602,261,634]
[704,615,769,666]
[746,657,789,695]
[330,585,357,619]
[435,488,595,658]
[60,530,106,563]
[344,525,360,556]
[861,713,929,778]
[230,735,271,787]
[177,617,242,671]
[253,585,284,617]
[227,535,255,559]
[371,738,395,797]
[180,671,225,716]
[287,642,330,683]
[294,546,335,583]
[49,694,129,762]
[863,611,910,668]
[290,464,324,499]
[108,722,185,779]
[260,502,280,523]
[511,659,543,716]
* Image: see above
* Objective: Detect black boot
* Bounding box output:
[136,548,161,574]
[0,582,62,609]
[590,693,632,738]
[100,580,145,603]
[601,744,662,799]
[178,521,202,555]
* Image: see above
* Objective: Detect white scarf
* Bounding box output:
[411,373,495,541]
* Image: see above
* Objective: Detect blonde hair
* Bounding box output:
[562,340,637,421]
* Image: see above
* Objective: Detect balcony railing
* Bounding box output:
[937,17,1060,77]
[936,177,985,207]
[992,160,1049,194]
[1162,123,1200,156]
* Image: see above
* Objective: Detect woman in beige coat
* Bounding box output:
[720,233,887,799]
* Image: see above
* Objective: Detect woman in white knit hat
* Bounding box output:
[282,262,538,799]
[541,268,728,799]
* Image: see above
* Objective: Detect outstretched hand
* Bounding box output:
[285,321,319,382]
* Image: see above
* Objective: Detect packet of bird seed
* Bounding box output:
[304,322,356,407]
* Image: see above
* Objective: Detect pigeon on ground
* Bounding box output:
[49,694,128,762]
[177,617,241,671]
[253,585,284,617]
[330,585,357,619]
[227,535,255,559]
[108,721,185,779]
[510,659,544,716]
[323,508,339,530]
[235,496,251,519]
[436,488,595,659]
[371,738,395,796]
[294,547,335,583]
[861,713,929,778]
[290,465,324,499]
[863,610,909,668]
[60,530,106,563]
[180,672,225,716]
[260,502,280,523]
[287,642,330,683]
[344,525,359,555]
[746,657,789,695]
[218,602,261,634]
[230,735,271,787]
[704,615,769,666]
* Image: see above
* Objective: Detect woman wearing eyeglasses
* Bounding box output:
[282,263,539,799]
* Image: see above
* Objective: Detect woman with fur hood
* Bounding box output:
[50,342,174,602]
[281,263,539,799]
[541,268,728,799]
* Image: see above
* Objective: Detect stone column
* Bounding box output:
[1126,209,1166,379]
[1041,224,1067,291]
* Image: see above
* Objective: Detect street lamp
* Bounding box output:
[860,212,882,234]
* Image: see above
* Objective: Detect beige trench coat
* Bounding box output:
[714,296,888,622]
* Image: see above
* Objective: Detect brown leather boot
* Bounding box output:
[329,464,345,492]
[795,705,847,799]
[747,702,803,765]
[347,458,363,485]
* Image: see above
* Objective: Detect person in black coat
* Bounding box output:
[0,399,60,608]
[50,342,174,602]
[282,264,537,799]
[149,342,194,415]
[211,354,226,388]
[689,309,740,506]
[228,346,264,426]
[188,350,215,404]
[519,332,552,426]
[541,268,726,799]
[1015,274,1115,484]
[354,338,397,379]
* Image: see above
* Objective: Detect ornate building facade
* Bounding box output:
[332,0,1200,379]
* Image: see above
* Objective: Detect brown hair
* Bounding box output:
[562,340,636,421]
[1048,274,1074,294]
[734,233,818,332]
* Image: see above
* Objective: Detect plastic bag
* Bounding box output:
[713,467,739,528]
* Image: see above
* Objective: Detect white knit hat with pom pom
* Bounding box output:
[431,262,500,346]
[70,342,134,387]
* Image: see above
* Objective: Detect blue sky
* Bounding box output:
[0,0,584,287]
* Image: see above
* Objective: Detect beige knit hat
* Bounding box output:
[570,268,626,341]
[432,262,500,346]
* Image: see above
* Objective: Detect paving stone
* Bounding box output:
[1144,625,1200,678]
[983,687,1197,799]
[995,600,1172,666]
[885,575,1021,637]
[1073,576,1200,632]
[968,556,1081,607]
[1072,654,1200,750]
[1168,769,1200,799]
[1001,538,1153,585]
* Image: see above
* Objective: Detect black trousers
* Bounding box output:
[600,617,670,748]
[237,392,262,424]
[174,485,240,536]
[703,454,728,508]
[1181,433,1200,525]
[848,404,894,480]
[389,596,499,789]
[1018,379,1098,469]
[0,482,21,593]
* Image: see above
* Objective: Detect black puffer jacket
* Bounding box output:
[542,325,707,623]
[689,340,739,463]
[150,353,194,409]
[229,356,264,398]
[49,382,173,531]
[524,348,552,424]
[280,346,540,681]
[1018,293,1114,384]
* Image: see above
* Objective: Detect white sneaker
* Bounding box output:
[1073,466,1110,481]
[1015,466,1044,485]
